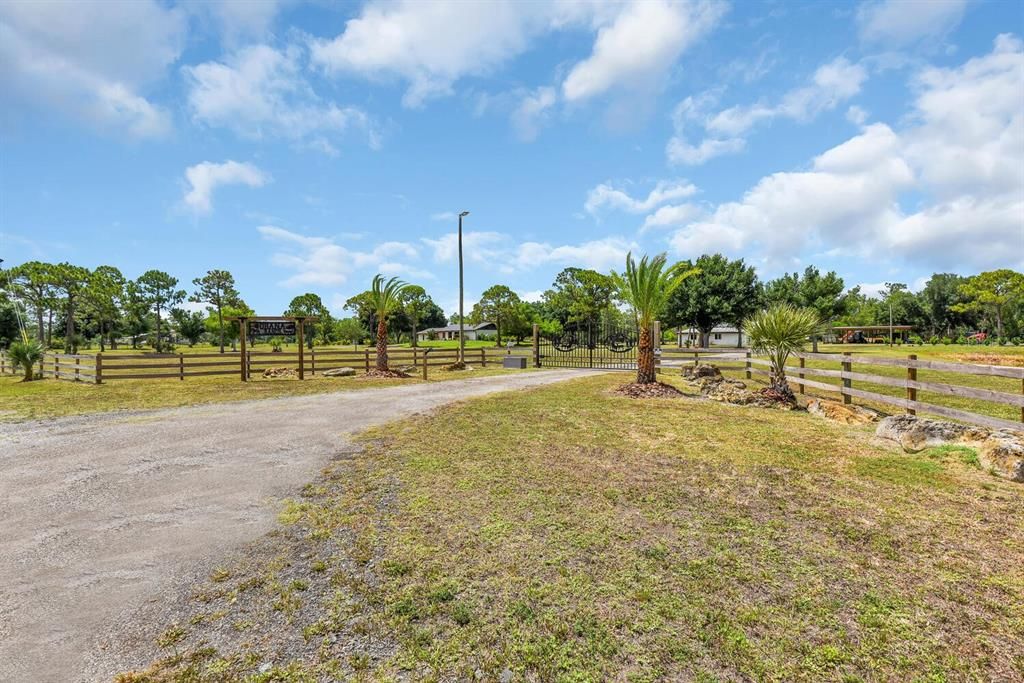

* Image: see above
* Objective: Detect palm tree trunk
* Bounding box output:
[376,317,388,370]
[636,325,656,384]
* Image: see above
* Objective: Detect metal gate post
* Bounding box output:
[532,323,540,368]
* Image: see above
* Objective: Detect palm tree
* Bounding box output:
[744,304,821,400]
[8,340,44,382]
[369,274,412,372]
[612,252,698,384]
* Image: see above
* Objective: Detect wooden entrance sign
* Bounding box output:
[227,316,316,382]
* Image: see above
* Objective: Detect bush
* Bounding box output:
[476,333,495,342]
[910,335,923,345]
[929,335,939,345]
[942,337,952,345]
[8,339,44,381]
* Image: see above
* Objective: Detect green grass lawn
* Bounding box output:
[0,366,536,422]
[119,374,1023,682]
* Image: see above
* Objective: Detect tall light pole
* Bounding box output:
[457,210,469,364]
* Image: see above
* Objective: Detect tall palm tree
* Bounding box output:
[612,252,698,384]
[744,304,821,400]
[8,339,44,382]
[369,274,412,371]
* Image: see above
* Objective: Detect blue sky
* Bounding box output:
[1,0,1022,317]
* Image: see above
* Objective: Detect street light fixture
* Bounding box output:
[458,210,469,364]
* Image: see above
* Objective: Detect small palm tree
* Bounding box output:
[8,340,44,382]
[369,274,412,371]
[744,304,821,400]
[612,252,698,384]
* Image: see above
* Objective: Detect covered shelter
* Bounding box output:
[833,325,913,344]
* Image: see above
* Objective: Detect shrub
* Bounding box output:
[8,339,44,381]
[929,335,939,345]
[744,304,821,401]
[910,335,923,345]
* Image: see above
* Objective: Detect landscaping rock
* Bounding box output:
[262,367,296,379]
[875,415,987,453]
[979,430,1024,482]
[396,365,416,375]
[807,399,881,425]
[682,363,721,380]
[875,415,1023,483]
[322,367,356,377]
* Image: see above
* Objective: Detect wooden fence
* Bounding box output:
[0,347,520,383]
[744,351,1024,431]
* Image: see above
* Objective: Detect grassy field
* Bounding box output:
[119,374,1023,682]
[0,367,534,422]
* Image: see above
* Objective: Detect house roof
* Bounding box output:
[419,322,496,334]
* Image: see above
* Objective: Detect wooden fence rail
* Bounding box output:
[745,352,1024,432]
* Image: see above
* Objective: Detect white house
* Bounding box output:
[417,322,497,341]
[676,326,748,348]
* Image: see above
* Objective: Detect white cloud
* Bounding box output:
[513,237,636,272]
[258,226,421,287]
[518,289,545,302]
[431,211,457,222]
[857,0,968,46]
[667,57,868,165]
[310,0,722,109]
[0,0,184,137]
[641,203,702,232]
[668,35,1024,272]
[191,0,286,43]
[585,179,698,215]
[309,0,558,107]
[846,105,869,125]
[562,0,725,102]
[511,86,557,141]
[422,231,509,264]
[185,44,377,153]
[183,161,270,214]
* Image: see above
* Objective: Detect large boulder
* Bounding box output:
[682,363,721,380]
[322,366,356,377]
[807,399,881,425]
[876,415,1023,483]
[875,415,987,453]
[979,430,1024,483]
[396,365,417,375]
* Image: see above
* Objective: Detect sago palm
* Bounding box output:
[369,274,412,371]
[744,304,821,400]
[612,252,699,384]
[8,339,44,382]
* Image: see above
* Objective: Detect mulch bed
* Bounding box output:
[613,382,685,399]
[361,369,411,379]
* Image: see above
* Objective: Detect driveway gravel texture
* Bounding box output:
[0,370,594,683]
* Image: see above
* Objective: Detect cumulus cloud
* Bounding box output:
[668,35,1024,272]
[561,0,725,102]
[585,179,698,215]
[185,44,377,154]
[183,161,270,214]
[310,0,722,109]
[422,230,635,273]
[511,86,557,141]
[857,0,968,46]
[258,225,421,287]
[667,57,868,165]
[0,0,184,137]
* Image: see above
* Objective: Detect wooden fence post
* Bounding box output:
[798,356,805,395]
[745,351,751,380]
[364,348,370,372]
[53,355,59,381]
[480,347,486,367]
[239,318,248,382]
[906,354,917,415]
[311,348,316,376]
[532,323,540,368]
[297,319,305,380]
[422,349,429,380]
[75,356,81,382]
[179,353,185,381]
[842,352,852,405]
[95,353,103,384]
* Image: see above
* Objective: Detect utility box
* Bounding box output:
[503,356,527,369]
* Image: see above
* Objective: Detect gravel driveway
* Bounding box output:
[0,370,592,683]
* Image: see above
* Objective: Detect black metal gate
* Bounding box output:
[539,319,640,369]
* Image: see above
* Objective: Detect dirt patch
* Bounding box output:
[613,382,685,399]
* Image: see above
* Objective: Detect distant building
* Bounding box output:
[676,326,748,348]
[417,322,497,341]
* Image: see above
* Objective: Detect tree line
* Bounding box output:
[2,258,1022,354]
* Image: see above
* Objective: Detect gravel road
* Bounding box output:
[0,370,592,683]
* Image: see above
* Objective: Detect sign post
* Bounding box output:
[227,316,316,382]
